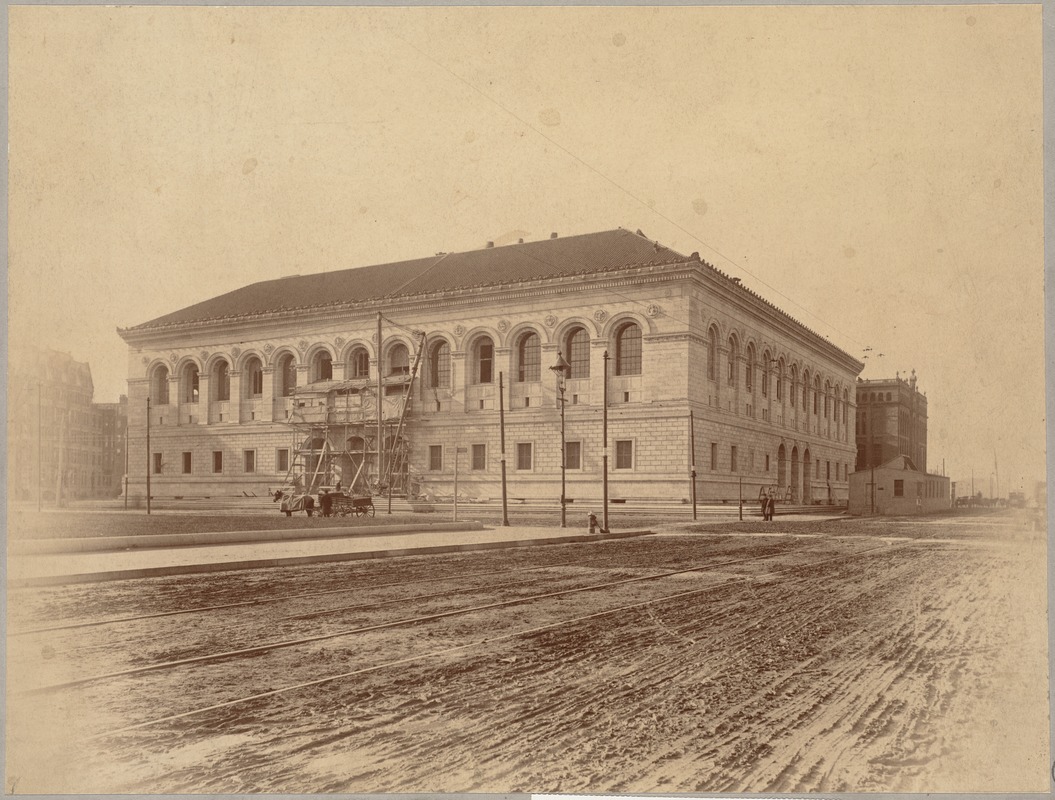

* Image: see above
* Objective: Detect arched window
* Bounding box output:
[761,350,770,397]
[745,343,755,391]
[802,370,810,410]
[278,354,297,397]
[707,327,718,381]
[311,351,333,382]
[428,340,451,388]
[152,365,170,405]
[244,357,263,398]
[388,344,409,376]
[777,359,786,401]
[473,336,494,384]
[517,332,541,382]
[566,327,590,379]
[843,389,849,424]
[348,347,370,380]
[814,375,821,415]
[182,364,200,403]
[614,322,642,376]
[824,380,832,418]
[727,336,738,386]
[213,360,230,401]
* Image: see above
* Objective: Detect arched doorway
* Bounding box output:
[802,448,812,504]
[338,435,372,494]
[777,444,787,496]
[300,436,327,491]
[790,447,800,502]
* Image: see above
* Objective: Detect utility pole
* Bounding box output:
[146,396,152,515]
[499,372,509,526]
[689,410,697,521]
[376,312,383,499]
[602,350,610,532]
[453,444,459,523]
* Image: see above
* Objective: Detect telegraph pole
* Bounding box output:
[376,312,383,500]
[499,372,509,526]
[602,350,610,533]
[689,410,697,521]
[145,396,152,515]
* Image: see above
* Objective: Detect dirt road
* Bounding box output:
[6,513,1048,793]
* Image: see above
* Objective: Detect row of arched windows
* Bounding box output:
[426,323,642,388]
[706,327,851,423]
[148,322,646,404]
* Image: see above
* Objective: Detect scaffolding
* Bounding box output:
[280,331,425,497]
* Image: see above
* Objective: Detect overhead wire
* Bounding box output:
[390,32,867,353]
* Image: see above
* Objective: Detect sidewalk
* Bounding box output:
[8,523,655,587]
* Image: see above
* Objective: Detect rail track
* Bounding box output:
[8,517,1045,794]
[22,539,906,730]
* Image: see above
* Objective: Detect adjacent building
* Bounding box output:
[117,228,863,506]
[7,348,126,501]
[847,455,951,515]
[855,372,928,472]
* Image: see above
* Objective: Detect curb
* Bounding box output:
[9,528,656,587]
[9,521,487,555]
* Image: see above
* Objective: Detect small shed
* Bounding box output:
[848,455,952,516]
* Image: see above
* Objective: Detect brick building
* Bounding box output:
[7,348,124,501]
[117,229,863,505]
[854,371,928,472]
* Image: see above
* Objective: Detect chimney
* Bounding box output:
[550,232,558,239]
[485,241,494,248]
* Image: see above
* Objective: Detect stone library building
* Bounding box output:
[118,228,862,506]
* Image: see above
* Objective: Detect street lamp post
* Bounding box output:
[550,350,571,528]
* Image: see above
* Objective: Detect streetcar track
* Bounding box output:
[26,546,830,694]
[8,561,579,637]
[78,542,902,739]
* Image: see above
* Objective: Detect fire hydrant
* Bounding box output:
[588,512,598,533]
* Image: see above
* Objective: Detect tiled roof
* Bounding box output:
[126,229,687,331]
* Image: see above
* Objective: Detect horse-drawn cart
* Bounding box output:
[331,492,375,517]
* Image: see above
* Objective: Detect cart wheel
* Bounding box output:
[355,505,366,518]
[367,504,375,517]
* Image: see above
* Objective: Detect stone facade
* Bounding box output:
[855,372,928,472]
[118,230,863,505]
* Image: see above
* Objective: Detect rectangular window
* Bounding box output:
[471,444,486,471]
[826,460,831,480]
[277,448,290,474]
[765,454,770,471]
[565,441,582,470]
[243,450,256,473]
[212,451,223,473]
[615,440,634,470]
[710,442,718,471]
[152,452,163,474]
[182,452,192,474]
[894,479,904,497]
[730,446,738,473]
[429,445,443,471]
[516,442,533,471]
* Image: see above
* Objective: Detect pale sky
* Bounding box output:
[8,5,1044,493]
